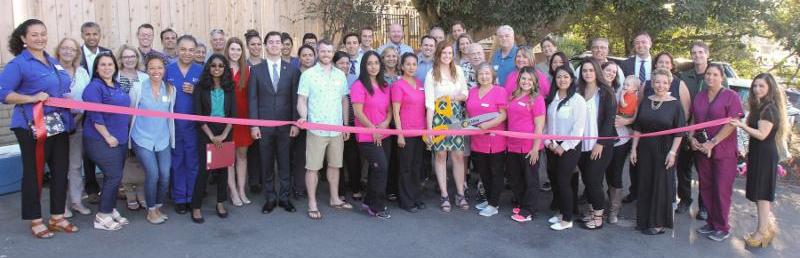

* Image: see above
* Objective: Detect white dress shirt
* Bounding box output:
[544,92,587,151]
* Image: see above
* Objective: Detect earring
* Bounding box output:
[23,43,27,48]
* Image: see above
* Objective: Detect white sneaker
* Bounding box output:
[550,221,573,231]
[64,208,73,218]
[474,201,489,210]
[478,205,498,217]
[548,214,562,224]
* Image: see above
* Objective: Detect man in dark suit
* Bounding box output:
[620,32,652,205]
[621,31,653,85]
[79,22,113,74]
[249,31,301,214]
[78,21,113,205]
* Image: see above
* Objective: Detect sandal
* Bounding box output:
[307,210,322,220]
[94,214,122,231]
[440,196,451,213]
[31,220,54,239]
[127,201,141,211]
[48,217,79,233]
[582,210,604,230]
[455,194,469,210]
[330,202,353,210]
[111,209,130,225]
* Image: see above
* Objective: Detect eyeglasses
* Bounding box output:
[59,47,77,53]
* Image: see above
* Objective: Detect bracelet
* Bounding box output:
[668,151,676,156]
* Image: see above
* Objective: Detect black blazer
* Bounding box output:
[585,86,618,147]
[80,45,113,72]
[621,56,636,77]
[247,60,301,133]
[194,85,236,139]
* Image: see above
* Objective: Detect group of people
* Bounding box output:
[0,18,788,248]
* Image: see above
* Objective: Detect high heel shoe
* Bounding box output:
[745,229,775,248]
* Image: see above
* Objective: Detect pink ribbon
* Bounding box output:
[44,97,731,140]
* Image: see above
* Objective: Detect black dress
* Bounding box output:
[632,97,686,229]
[746,103,779,202]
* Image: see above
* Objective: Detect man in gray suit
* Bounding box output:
[249,31,302,214]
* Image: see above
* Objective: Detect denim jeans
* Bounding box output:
[84,137,126,214]
[132,141,172,209]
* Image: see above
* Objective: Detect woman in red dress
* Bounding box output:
[226,37,253,206]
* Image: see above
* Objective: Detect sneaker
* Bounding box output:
[708,231,731,241]
[548,214,562,224]
[71,203,92,215]
[374,211,391,220]
[540,182,552,192]
[511,214,532,222]
[478,205,498,217]
[512,207,521,215]
[474,201,489,210]
[696,224,714,234]
[550,221,573,231]
[64,208,74,218]
[696,209,708,220]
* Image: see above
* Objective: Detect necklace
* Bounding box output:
[650,99,664,110]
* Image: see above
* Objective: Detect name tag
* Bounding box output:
[162,95,169,102]
[493,65,499,71]
[517,101,527,107]
[480,103,489,108]
[54,64,64,71]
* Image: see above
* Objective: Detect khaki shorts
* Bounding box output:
[305,133,344,170]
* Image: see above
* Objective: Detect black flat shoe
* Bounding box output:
[175,203,188,214]
[191,215,204,224]
[403,206,419,213]
[262,200,276,214]
[216,205,228,219]
[642,228,665,235]
[415,202,427,210]
[279,200,297,213]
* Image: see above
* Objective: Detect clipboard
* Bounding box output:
[206,141,235,170]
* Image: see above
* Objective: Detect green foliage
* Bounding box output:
[301,0,386,43]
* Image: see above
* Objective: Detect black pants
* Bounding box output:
[472,151,505,207]
[607,142,631,189]
[386,136,399,196]
[83,154,100,195]
[344,136,362,194]
[14,129,69,220]
[290,130,307,193]
[259,127,292,202]
[248,138,262,187]
[397,137,424,209]
[508,152,540,216]
[675,144,695,204]
[192,130,230,209]
[578,146,613,210]
[360,139,391,212]
[547,145,581,222]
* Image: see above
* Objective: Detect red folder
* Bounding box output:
[206,142,235,170]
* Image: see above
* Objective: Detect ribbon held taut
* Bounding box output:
[41,97,733,140]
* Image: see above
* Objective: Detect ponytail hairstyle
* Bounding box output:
[8,19,46,56]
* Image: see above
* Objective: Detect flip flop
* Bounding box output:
[330,202,353,210]
[308,210,322,220]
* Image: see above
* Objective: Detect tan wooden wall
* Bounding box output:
[0,0,324,66]
[0,0,326,146]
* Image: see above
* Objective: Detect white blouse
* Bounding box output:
[544,92,587,151]
[581,91,600,152]
[424,66,469,110]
